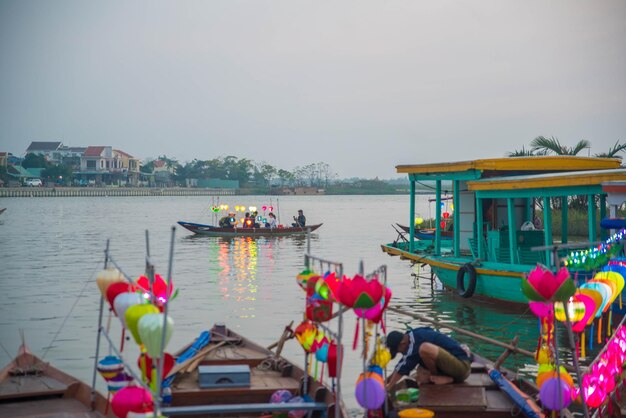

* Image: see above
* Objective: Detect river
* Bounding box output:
[0,194,547,411]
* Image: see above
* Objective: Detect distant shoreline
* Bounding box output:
[0,187,410,198]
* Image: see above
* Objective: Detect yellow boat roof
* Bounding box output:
[468,168,626,191]
[396,156,621,175]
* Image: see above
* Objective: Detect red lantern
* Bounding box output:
[106,282,136,313]
[327,341,343,378]
[442,212,450,219]
[306,276,333,322]
[137,352,175,383]
[337,275,384,309]
[440,221,446,229]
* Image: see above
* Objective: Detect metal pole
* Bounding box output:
[156,226,176,416]
[335,264,343,418]
[359,261,366,416]
[91,239,109,410]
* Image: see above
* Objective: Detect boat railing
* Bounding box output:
[162,402,329,416]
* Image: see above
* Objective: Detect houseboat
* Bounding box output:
[381,156,626,304]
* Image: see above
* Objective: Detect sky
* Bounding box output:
[1,1,625,179]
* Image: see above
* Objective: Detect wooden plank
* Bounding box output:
[418,386,487,410]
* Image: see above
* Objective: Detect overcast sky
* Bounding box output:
[1,1,625,178]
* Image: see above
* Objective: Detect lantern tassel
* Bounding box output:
[608,310,613,336]
[120,328,126,353]
[581,332,586,358]
[353,320,360,351]
[598,317,602,344]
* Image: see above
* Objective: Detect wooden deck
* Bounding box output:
[0,347,113,418]
[167,325,346,418]
[392,356,541,418]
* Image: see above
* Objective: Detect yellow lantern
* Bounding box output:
[415,217,424,225]
[554,298,585,322]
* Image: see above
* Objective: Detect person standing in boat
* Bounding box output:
[292,209,306,227]
[385,327,472,390]
[243,212,253,228]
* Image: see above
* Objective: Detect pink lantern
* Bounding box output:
[582,373,607,408]
[539,377,572,410]
[571,293,596,332]
[136,274,175,309]
[354,286,392,323]
[522,266,575,302]
[528,301,554,319]
[111,386,153,418]
[337,275,384,309]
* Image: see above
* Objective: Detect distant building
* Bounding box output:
[0,152,11,166]
[25,141,63,162]
[77,146,142,186]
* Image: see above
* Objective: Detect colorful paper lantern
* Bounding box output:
[354,285,391,323]
[97,355,124,381]
[125,304,159,345]
[337,275,384,309]
[106,372,133,394]
[138,313,174,358]
[107,282,137,313]
[306,276,333,322]
[296,269,318,291]
[522,266,575,302]
[355,373,385,409]
[270,389,293,403]
[287,396,307,418]
[137,352,175,383]
[111,386,153,418]
[136,274,175,308]
[539,377,572,410]
[327,341,342,378]
[96,268,125,297]
[114,293,144,328]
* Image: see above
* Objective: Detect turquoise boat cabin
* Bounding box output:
[382,156,626,304]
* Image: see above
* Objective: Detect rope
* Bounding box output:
[41,262,100,360]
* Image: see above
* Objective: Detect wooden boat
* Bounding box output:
[162,324,348,418]
[177,221,323,237]
[382,156,626,305]
[0,208,6,215]
[397,224,453,240]
[0,344,113,418]
[390,353,543,418]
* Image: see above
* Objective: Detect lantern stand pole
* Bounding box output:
[563,308,590,418]
[156,226,176,418]
[366,265,388,416]
[359,260,367,416]
[103,256,135,284]
[304,249,343,418]
[91,239,110,410]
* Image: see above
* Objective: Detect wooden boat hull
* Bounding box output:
[381,242,531,304]
[0,346,113,418]
[178,221,323,237]
[166,324,347,418]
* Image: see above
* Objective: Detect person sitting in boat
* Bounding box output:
[385,327,472,390]
[292,209,306,227]
[242,212,254,228]
[266,212,278,229]
[219,213,236,228]
[252,211,260,227]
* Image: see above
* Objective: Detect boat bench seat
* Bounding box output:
[162,402,328,416]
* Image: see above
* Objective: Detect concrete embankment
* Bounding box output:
[0,187,236,198]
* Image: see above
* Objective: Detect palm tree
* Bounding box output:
[530,136,590,155]
[594,140,626,159]
[507,146,548,157]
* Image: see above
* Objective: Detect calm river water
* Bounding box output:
[0,194,545,411]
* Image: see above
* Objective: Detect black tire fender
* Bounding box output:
[456,263,477,298]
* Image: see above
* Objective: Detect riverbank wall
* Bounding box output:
[0,187,236,198]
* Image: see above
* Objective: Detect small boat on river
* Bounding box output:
[396,224,453,241]
[177,221,323,237]
[163,323,347,418]
[0,344,113,418]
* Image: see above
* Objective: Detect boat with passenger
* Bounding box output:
[177,221,322,237]
[381,155,626,304]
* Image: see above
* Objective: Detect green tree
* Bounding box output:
[42,164,73,185]
[22,153,48,168]
[594,140,626,159]
[529,136,590,155]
